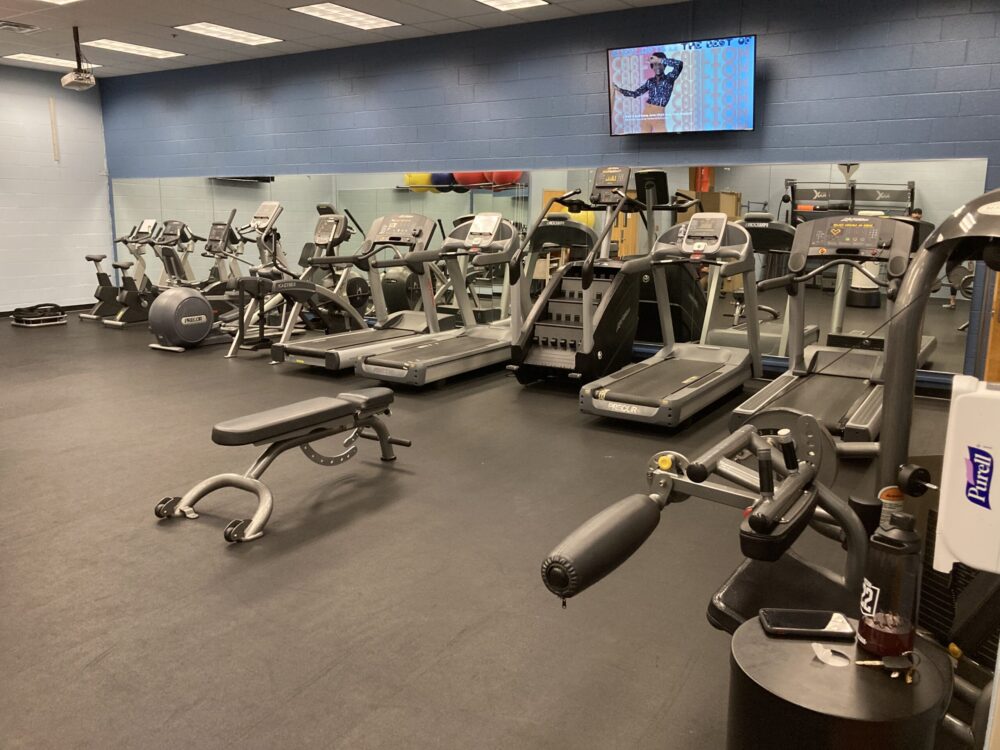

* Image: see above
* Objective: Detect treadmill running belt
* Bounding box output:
[765,373,872,434]
[283,328,415,355]
[600,358,724,408]
[365,336,500,366]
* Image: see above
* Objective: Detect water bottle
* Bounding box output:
[856,512,922,656]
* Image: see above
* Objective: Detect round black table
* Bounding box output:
[728,618,953,749]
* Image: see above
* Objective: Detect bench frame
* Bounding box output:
[154,401,409,542]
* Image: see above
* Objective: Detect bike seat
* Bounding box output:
[85,254,107,262]
[113,261,134,270]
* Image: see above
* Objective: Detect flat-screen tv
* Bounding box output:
[608,35,756,136]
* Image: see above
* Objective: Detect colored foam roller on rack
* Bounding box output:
[431,173,454,192]
[404,172,434,192]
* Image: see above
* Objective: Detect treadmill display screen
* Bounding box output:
[809,220,886,255]
[689,217,722,236]
[469,213,501,237]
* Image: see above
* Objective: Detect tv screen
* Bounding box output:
[608,35,756,136]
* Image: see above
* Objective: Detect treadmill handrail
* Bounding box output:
[758,258,889,292]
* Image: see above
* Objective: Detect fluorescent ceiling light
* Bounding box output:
[82,39,184,59]
[175,22,281,46]
[35,0,83,5]
[474,0,548,9]
[291,3,400,30]
[3,53,100,68]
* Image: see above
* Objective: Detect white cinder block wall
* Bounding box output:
[0,65,113,311]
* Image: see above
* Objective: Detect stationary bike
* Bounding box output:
[79,253,123,321]
[103,219,160,329]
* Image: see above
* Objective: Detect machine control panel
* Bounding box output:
[369,214,435,246]
[137,218,157,237]
[590,166,632,205]
[789,215,913,277]
[313,215,348,246]
[464,212,502,248]
[251,201,282,232]
[680,212,729,258]
[159,220,190,243]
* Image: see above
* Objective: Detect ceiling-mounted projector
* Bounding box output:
[59,25,95,91]
[61,69,95,90]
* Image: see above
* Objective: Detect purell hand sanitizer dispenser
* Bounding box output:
[934,375,1000,574]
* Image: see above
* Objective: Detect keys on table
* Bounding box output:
[855,652,921,683]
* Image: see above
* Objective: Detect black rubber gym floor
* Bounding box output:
[0,320,950,749]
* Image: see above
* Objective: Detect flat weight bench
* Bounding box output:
[154,387,410,543]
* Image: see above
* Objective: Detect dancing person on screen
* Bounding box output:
[614,52,684,134]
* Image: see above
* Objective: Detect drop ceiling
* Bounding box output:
[0,0,682,77]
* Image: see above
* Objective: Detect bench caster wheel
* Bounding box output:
[155,496,182,518]
[224,519,251,543]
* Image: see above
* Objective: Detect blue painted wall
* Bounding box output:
[100,0,1000,188]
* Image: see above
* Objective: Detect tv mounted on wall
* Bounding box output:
[608,35,756,136]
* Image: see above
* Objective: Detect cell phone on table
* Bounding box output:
[758,609,855,640]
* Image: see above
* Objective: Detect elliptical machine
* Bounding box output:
[227,203,369,357]
[148,211,246,353]
[103,219,160,329]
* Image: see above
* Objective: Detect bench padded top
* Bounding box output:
[212,388,394,446]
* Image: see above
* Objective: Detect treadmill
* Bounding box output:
[705,213,820,356]
[730,215,915,455]
[823,215,936,366]
[579,213,763,426]
[270,213,450,371]
[356,212,520,386]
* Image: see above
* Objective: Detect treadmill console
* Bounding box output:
[590,166,632,205]
[464,212,502,248]
[251,201,282,233]
[314,214,349,247]
[369,214,435,247]
[680,213,729,258]
[788,215,914,278]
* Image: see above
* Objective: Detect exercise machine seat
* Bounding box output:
[85,254,107,262]
[212,388,393,446]
[112,261,134,271]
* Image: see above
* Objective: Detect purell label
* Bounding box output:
[860,578,880,618]
[966,447,994,509]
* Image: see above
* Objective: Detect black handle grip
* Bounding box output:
[758,273,795,292]
[687,425,756,483]
[748,463,815,533]
[777,429,798,472]
[541,494,662,599]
